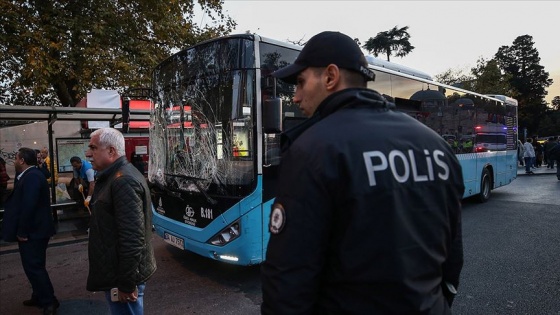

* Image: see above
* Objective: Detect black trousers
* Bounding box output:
[18,238,56,307]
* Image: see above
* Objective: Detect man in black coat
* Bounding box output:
[2,147,59,315]
[85,127,156,314]
[261,31,465,315]
[548,140,560,180]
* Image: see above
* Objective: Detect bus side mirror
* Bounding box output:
[263,98,282,133]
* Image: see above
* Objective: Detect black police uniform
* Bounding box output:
[261,88,465,315]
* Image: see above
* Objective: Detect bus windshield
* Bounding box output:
[149,38,256,197]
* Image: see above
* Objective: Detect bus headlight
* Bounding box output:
[208,221,240,246]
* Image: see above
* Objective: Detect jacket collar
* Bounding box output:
[95,156,128,182]
[281,88,392,152]
[16,166,34,180]
[315,88,392,117]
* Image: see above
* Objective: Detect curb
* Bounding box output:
[517,169,558,176]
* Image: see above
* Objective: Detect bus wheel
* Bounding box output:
[478,168,491,203]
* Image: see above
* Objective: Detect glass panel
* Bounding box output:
[259,42,302,166]
[259,42,302,119]
[368,71,392,99]
[366,69,516,154]
[505,104,518,150]
[150,38,256,197]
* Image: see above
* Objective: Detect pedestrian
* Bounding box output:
[70,156,95,208]
[544,136,557,169]
[261,31,465,314]
[1,148,59,315]
[0,157,9,208]
[85,128,156,315]
[35,149,51,180]
[40,147,59,185]
[523,138,536,174]
[517,139,525,166]
[548,141,560,180]
[535,141,543,168]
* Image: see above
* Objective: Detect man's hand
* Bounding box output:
[118,287,138,303]
[84,196,91,207]
[17,236,28,242]
[78,184,84,193]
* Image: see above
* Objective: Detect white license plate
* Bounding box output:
[163,232,184,249]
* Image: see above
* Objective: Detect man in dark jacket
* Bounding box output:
[85,128,156,315]
[2,148,59,315]
[35,149,51,180]
[548,140,560,180]
[261,31,465,315]
[544,136,558,169]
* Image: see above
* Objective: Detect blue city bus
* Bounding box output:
[148,34,518,265]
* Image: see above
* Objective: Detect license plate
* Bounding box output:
[163,232,184,249]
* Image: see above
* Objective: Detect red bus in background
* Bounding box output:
[125,136,149,174]
[76,89,152,173]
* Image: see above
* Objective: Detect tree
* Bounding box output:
[362,26,414,62]
[0,0,235,107]
[494,35,553,134]
[434,67,473,87]
[470,58,514,95]
[551,96,560,111]
[537,113,559,136]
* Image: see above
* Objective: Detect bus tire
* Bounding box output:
[478,168,491,203]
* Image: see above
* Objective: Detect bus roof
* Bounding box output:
[485,94,519,106]
[365,56,433,80]
[161,34,516,107]
[258,36,434,81]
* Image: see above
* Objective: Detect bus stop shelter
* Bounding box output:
[0,104,150,222]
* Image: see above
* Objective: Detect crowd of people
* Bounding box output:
[1,132,155,315]
[518,136,560,179]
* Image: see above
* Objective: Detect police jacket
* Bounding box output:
[261,88,465,315]
[86,157,156,293]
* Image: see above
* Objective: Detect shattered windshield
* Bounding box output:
[149,38,256,197]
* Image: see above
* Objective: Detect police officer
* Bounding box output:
[261,31,465,314]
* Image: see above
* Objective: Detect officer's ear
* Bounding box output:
[324,64,341,90]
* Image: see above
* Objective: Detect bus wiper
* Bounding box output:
[164,173,217,205]
[149,180,185,201]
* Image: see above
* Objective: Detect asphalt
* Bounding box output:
[0,164,557,255]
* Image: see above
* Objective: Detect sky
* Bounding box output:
[200,1,559,103]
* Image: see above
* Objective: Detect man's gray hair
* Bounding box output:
[91,128,126,157]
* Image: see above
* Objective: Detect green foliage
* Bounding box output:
[434,68,473,87]
[541,97,560,136]
[494,35,553,134]
[537,112,559,136]
[551,96,560,111]
[470,58,513,96]
[435,35,556,136]
[0,0,235,107]
[362,26,415,62]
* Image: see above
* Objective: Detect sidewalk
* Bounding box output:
[517,165,558,176]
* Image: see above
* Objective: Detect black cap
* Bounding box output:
[272,31,375,84]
